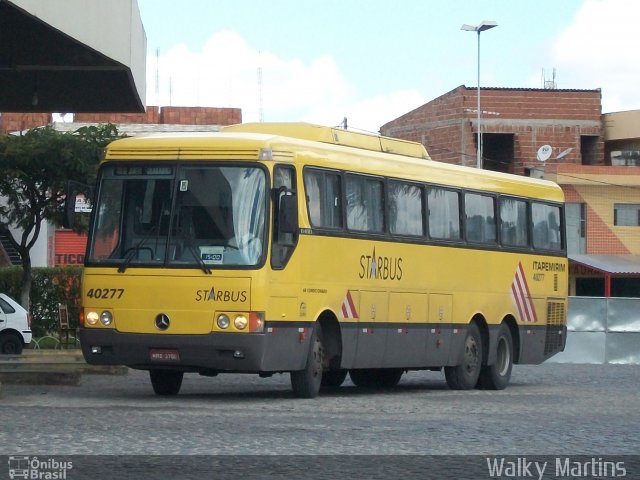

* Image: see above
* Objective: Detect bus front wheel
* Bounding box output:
[290,323,324,398]
[444,322,482,390]
[149,369,184,396]
[477,323,513,390]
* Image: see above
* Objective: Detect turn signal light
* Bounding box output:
[249,312,265,333]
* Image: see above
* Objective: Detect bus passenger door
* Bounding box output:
[427,294,453,366]
[352,290,388,368]
[264,165,304,370]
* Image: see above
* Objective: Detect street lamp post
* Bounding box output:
[461,20,498,169]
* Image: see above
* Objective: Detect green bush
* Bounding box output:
[0,266,81,337]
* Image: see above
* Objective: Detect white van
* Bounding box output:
[0,293,32,354]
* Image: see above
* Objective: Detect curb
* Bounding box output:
[0,349,128,385]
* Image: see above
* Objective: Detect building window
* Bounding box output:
[580,135,599,165]
[614,204,640,226]
[566,203,586,254]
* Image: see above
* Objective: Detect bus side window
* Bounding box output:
[500,197,529,248]
[464,192,496,244]
[388,181,424,236]
[428,187,461,240]
[272,165,298,269]
[532,202,562,251]
[346,174,384,233]
[304,168,342,229]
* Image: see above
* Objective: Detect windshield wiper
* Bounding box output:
[185,243,212,275]
[117,226,159,273]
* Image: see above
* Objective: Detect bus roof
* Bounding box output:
[223,122,429,159]
[104,122,564,202]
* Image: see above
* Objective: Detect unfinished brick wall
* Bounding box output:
[380,85,604,174]
[0,106,242,133]
[160,107,241,125]
[75,106,241,126]
[74,106,160,124]
[0,112,52,133]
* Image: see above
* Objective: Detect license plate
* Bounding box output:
[149,349,180,362]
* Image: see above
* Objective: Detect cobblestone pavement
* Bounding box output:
[1,363,638,458]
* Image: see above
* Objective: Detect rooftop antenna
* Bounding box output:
[543,67,557,89]
[257,51,264,122]
[169,76,173,107]
[155,48,160,107]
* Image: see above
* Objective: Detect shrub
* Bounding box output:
[0,266,81,337]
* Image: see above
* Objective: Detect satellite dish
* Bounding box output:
[537,145,552,162]
[556,147,573,160]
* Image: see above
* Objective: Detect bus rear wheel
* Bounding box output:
[477,323,513,390]
[321,369,348,387]
[349,368,403,388]
[445,322,482,390]
[290,323,324,398]
[149,369,184,396]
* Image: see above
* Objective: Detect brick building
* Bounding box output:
[380,85,603,175]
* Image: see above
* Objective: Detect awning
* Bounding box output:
[0,0,146,112]
[569,255,640,275]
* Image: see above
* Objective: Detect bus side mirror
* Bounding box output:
[278,193,298,235]
[63,187,78,229]
[62,181,94,229]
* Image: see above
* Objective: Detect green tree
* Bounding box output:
[0,124,120,310]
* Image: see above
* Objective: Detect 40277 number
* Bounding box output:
[86,288,125,299]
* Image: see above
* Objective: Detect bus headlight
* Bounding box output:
[86,311,99,326]
[234,315,248,330]
[100,311,113,326]
[217,314,230,329]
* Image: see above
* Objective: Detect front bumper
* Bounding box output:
[79,324,311,373]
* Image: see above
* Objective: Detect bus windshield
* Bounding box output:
[87,164,266,269]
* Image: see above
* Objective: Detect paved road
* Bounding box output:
[1,364,638,478]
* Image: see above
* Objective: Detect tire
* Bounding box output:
[290,323,324,398]
[149,369,184,396]
[478,323,513,390]
[0,333,23,355]
[321,369,348,388]
[349,368,403,388]
[445,322,483,390]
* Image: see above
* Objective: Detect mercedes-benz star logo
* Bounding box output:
[155,313,170,330]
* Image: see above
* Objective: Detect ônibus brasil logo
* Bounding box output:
[8,456,73,480]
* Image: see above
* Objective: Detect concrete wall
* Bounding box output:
[549,296,640,364]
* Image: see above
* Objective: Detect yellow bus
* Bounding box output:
[75,122,567,398]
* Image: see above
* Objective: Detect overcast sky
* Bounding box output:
[136,0,640,132]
